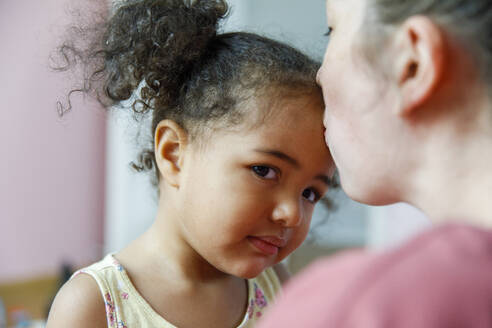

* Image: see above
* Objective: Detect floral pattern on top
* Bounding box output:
[247,283,268,320]
[105,292,116,327]
[112,258,125,272]
[104,292,128,328]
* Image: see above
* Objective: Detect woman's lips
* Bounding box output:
[248,236,286,255]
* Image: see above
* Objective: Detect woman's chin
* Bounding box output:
[342,176,397,206]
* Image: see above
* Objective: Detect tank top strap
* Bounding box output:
[71,254,145,328]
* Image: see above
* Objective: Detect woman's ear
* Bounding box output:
[154,120,188,188]
[393,15,446,115]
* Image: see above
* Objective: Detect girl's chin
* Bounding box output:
[226,261,273,279]
[236,270,265,280]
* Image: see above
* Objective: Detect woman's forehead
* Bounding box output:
[327,0,368,15]
[325,0,334,19]
[325,0,368,32]
[325,0,341,14]
[326,0,353,22]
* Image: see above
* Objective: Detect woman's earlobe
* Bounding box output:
[154,120,188,188]
[396,15,446,116]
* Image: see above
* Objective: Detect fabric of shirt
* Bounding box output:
[257,224,492,328]
[73,253,282,328]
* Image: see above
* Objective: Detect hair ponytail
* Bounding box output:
[104,0,228,112]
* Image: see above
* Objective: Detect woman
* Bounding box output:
[259,0,492,326]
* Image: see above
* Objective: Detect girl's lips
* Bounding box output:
[248,236,285,255]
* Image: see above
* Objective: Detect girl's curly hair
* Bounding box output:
[56,0,323,188]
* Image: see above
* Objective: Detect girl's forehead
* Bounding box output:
[196,91,324,148]
[249,91,323,122]
[245,98,324,140]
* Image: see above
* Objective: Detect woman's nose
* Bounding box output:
[271,199,303,228]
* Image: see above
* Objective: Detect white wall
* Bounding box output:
[368,203,431,250]
[104,110,157,253]
[225,0,328,60]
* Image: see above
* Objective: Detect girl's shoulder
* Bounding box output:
[46,272,107,328]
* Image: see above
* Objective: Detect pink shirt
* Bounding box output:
[258,224,492,327]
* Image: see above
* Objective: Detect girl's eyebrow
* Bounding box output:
[315,174,332,187]
[254,149,300,168]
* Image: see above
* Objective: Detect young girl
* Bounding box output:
[47,0,334,327]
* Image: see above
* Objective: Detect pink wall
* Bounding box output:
[0,0,106,283]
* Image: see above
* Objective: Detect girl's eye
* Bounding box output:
[251,165,278,180]
[324,26,333,37]
[302,188,320,203]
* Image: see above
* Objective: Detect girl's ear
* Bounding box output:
[393,15,446,116]
[154,120,188,188]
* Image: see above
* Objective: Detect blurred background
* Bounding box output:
[0,0,430,326]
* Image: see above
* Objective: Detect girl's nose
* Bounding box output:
[271,200,303,228]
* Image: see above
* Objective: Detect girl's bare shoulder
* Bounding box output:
[46,273,107,328]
